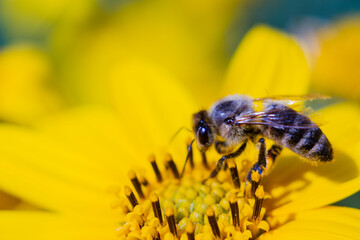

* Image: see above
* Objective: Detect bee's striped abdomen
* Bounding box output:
[262,103,333,162]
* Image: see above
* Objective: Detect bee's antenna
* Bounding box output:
[180,138,195,178]
[169,126,192,145]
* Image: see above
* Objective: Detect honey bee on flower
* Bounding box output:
[115,93,337,239]
[189,94,333,183]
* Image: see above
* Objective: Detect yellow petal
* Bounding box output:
[319,102,360,150]
[260,206,360,240]
[0,45,61,124]
[109,61,198,159]
[35,106,143,176]
[222,25,310,98]
[312,17,360,101]
[0,211,117,240]
[36,105,168,185]
[54,0,236,107]
[265,102,360,216]
[0,124,119,216]
[37,105,225,188]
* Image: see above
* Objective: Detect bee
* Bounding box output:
[186,94,333,182]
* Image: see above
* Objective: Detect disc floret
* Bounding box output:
[115,150,270,240]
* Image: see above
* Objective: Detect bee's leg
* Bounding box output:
[215,140,233,171]
[203,141,247,183]
[266,144,282,170]
[246,138,266,183]
[246,142,283,183]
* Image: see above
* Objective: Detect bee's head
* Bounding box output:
[192,110,216,152]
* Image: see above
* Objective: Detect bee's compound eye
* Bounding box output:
[225,117,233,125]
[197,126,209,145]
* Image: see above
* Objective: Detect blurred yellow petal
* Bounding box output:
[0,211,117,240]
[35,106,145,176]
[320,102,360,150]
[312,16,360,100]
[265,102,360,216]
[0,45,61,124]
[53,0,242,107]
[222,25,310,98]
[261,206,360,240]
[0,125,119,216]
[288,206,360,229]
[109,61,197,159]
[1,0,243,107]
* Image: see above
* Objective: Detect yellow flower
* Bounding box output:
[0,25,359,240]
[0,45,61,125]
[0,0,242,107]
[309,15,360,101]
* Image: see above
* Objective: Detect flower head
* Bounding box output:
[116,150,270,239]
[0,24,359,240]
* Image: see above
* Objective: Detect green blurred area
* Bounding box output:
[335,191,360,209]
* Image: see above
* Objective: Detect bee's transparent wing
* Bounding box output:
[254,94,330,103]
[253,94,330,112]
[234,108,319,129]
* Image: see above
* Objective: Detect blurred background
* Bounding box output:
[0,0,359,207]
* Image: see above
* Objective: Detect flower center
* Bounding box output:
[115,145,271,240]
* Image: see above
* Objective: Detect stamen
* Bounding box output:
[111,202,129,214]
[118,142,272,239]
[165,207,178,237]
[252,185,265,220]
[201,151,209,168]
[165,154,180,179]
[186,221,195,240]
[206,207,221,238]
[251,171,261,197]
[187,138,194,169]
[149,154,163,182]
[150,193,163,225]
[152,231,161,240]
[228,160,240,189]
[124,185,138,208]
[229,193,240,229]
[139,175,149,187]
[128,170,145,199]
[134,205,145,228]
